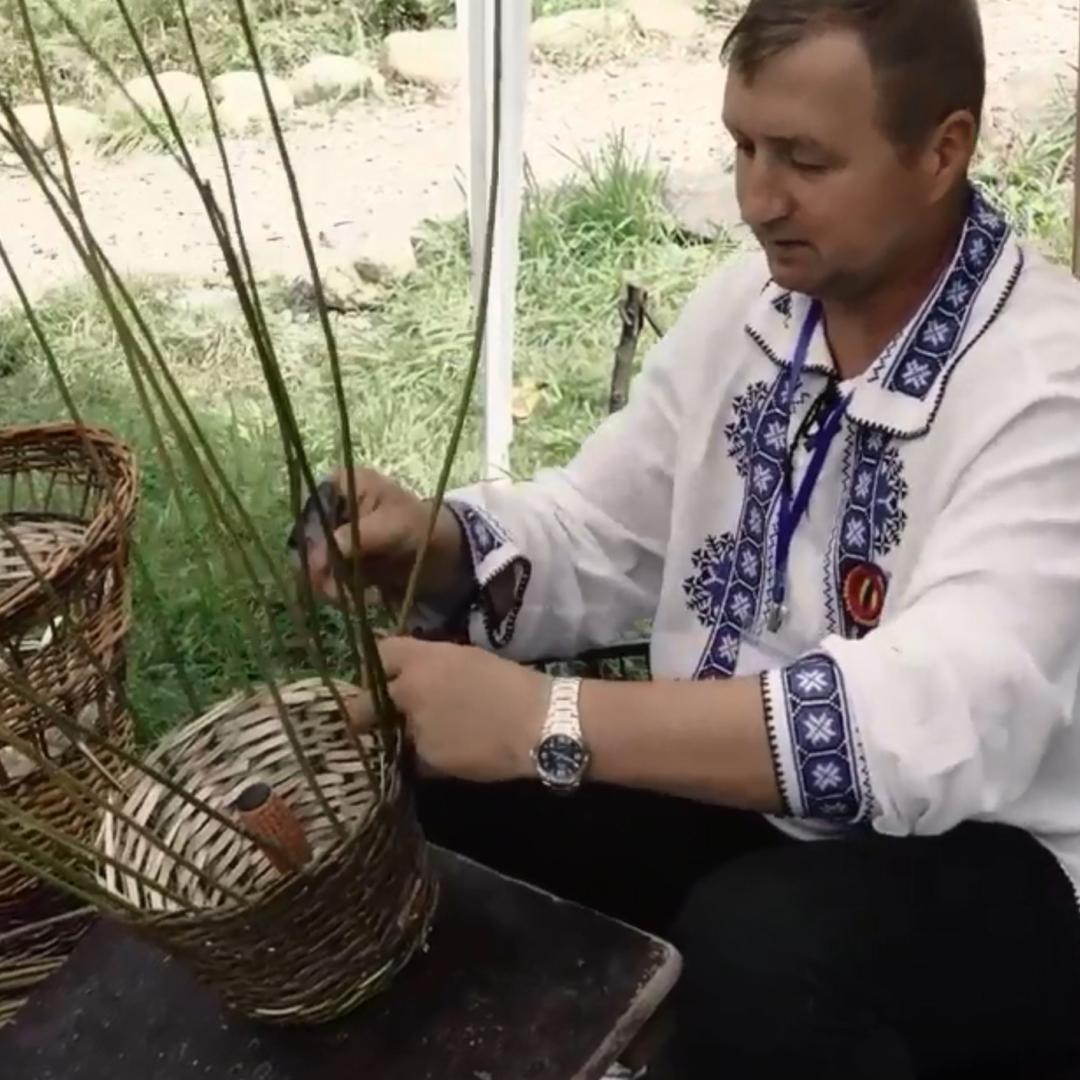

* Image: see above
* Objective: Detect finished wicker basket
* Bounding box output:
[97,678,438,1024]
[0,422,138,1024]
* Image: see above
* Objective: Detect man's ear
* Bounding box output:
[921,108,979,203]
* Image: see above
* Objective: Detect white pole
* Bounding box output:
[1073,7,1080,279]
[458,0,531,481]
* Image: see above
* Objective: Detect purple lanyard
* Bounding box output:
[767,302,852,633]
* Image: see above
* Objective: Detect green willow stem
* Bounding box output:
[0,719,248,906]
[0,798,194,910]
[0,103,348,838]
[0,667,294,868]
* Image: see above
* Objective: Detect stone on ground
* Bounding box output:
[290,54,382,106]
[343,229,418,285]
[107,71,209,119]
[626,0,707,40]
[210,71,295,131]
[319,266,381,312]
[662,168,746,243]
[3,104,102,150]
[382,29,461,89]
[530,9,633,55]
[313,229,418,312]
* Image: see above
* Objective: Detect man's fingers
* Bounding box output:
[301,510,401,605]
[341,686,379,733]
[330,469,388,527]
[377,634,422,680]
[330,508,408,564]
[339,641,419,732]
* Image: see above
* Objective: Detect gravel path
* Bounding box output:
[1,0,1077,303]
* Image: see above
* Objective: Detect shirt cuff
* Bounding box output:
[408,499,531,650]
[761,652,875,825]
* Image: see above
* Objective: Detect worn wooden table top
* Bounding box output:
[1,845,681,1080]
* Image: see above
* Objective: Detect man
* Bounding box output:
[304,1,1080,1076]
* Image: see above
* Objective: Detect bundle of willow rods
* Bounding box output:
[0,0,504,1025]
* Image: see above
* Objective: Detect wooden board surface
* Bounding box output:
[1,846,680,1080]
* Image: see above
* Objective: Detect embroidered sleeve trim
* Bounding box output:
[759,672,793,817]
[762,653,872,824]
[444,500,531,650]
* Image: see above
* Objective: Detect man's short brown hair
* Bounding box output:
[722,0,986,149]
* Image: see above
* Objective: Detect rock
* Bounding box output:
[215,97,263,135]
[626,0,707,40]
[530,9,633,55]
[211,71,295,129]
[512,378,549,422]
[344,230,418,284]
[382,29,461,89]
[2,103,102,150]
[107,71,209,120]
[662,168,746,243]
[290,54,382,106]
[320,265,382,313]
[305,230,418,313]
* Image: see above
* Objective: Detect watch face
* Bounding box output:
[536,734,587,786]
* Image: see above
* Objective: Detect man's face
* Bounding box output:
[723,30,940,301]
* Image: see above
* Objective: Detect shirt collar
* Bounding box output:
[744,186,1024,438]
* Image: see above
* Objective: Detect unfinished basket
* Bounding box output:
[0,882,95,1028]
[0,422,138,895]
[97,678,438,1025]
[0,423,137,1023]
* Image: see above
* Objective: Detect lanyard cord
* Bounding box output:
[767,303,853,632]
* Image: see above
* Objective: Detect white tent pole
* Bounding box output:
[1072,7,1080,279]
[459,0,490,298]
[458,0,531,482]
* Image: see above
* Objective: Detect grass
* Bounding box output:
[533,0,615,16]
[972,99,1076,265]
[0,0,440,106]
[0,137,726,741]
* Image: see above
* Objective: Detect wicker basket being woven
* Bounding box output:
[97,678,438,1025]
[0,423,138,1023]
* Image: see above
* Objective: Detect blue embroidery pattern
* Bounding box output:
[879,192,1009,400]
[684,533,735,626]
[444,500,531,649]
[685,375,793,679]
[781,653,867,822]
[771,291,793,320]
[447,500,507,564]
[826,428,909,638]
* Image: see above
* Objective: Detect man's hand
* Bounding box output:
[343,639,782,813]
[296,468,465,608]
[351,636,551,783]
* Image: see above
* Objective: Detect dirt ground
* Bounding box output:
[1,0,1076,302]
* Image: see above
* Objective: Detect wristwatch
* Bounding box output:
[532,676,590,794]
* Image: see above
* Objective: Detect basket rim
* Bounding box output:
[0,423,137,625]
[98,678,403,925]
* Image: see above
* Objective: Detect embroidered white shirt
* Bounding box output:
[441,190,1080,899]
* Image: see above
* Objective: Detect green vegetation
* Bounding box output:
[0,137,726,739]
[973,103,1076,265]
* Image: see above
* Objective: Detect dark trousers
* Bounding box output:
[417,779,1080,1080]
